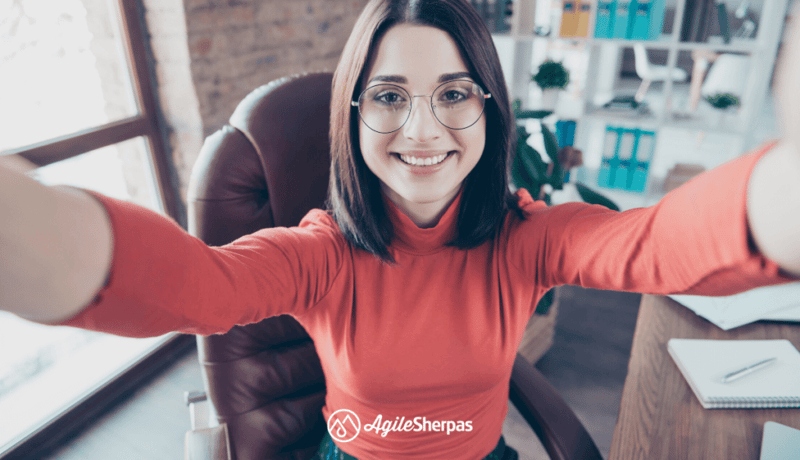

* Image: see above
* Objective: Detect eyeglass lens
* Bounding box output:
[357,80,487,133]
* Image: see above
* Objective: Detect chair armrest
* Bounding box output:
[509,354,603,460]
[184,391,231,460]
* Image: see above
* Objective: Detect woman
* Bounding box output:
[2,0,799,459]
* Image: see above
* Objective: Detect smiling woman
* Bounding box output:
[328,0,519,262]
[0,0,799,459]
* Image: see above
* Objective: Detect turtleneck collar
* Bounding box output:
[383,189,463,254]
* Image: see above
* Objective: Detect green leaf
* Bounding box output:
[540,124,563,188]
[540,124,559,162]
[534,288,555,315]
[575,182,620,211]
[512,128,550,194]
[516,144,547,183]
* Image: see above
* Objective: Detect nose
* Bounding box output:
[403,95,444,142]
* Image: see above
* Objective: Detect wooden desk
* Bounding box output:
[609,295,800,460]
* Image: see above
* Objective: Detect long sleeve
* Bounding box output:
[60,193,346,337]
[509,143,798,295]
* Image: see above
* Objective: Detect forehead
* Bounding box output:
[364,24,470,87]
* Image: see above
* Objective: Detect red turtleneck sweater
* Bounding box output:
[63,145,794,459]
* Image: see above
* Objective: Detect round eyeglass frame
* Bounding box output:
[351,79,492,134]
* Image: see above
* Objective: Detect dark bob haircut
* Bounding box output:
[327,0,521,263]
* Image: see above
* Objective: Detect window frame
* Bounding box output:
[2,0,179,220]
[0,0,192,458]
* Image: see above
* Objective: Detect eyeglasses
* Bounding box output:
[351,79,492,134]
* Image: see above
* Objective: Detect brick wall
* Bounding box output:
[142,0,368,204]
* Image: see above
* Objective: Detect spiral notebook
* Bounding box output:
[667,339,800,409]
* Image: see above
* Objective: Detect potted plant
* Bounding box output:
[705,92,740,110]
[705,92,740,128]
[511,100,619,209]
[532,60,569,110]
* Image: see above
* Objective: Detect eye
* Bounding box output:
[373,90,406,106]
[441,89,467,102]
[436,81,475,106]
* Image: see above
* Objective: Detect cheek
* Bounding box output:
[359,126,389,168]
[464,122,487,165]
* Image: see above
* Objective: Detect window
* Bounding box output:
[0,0,186,456]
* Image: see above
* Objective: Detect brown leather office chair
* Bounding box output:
[185,72,602,460]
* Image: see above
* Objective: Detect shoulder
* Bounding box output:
[501,188,606,243]
[228,208,349,259]
[298,208,350,250]
[505,188,549,226]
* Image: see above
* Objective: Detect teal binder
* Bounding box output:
[647,0,667,39]
[611,0,632,38]
[598,126,656,192]
[555,120,577,147]
[613,130,636,188]
[628,0,653,40]
[594,0,616,38]
[598,127,621,188]
[629,130,655,192]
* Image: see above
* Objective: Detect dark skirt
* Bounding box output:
[315,431,520,460]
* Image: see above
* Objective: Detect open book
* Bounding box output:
[667,339,800,409]
[669,282,800,330]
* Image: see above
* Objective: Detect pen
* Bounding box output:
[721,357,778,383]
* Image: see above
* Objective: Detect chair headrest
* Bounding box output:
[188,72,334,246]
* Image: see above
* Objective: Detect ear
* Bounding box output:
[775,4,800,152]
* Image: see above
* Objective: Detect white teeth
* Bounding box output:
[399,153,450,166]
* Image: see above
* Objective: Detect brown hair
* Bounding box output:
[327,0,520,263]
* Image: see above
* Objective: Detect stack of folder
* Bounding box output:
[593,0,667,39]
[598,126,655,192]
[560,0,593,37]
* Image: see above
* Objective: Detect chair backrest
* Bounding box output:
[187,72,333,460]
[632,43,652,79]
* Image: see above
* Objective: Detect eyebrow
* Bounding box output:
[368,71,472,85]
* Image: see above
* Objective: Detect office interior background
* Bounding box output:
[0,0,794,458]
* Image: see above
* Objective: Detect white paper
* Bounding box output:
[669,283,800,331]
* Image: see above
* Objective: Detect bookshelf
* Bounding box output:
[483,0,790,209]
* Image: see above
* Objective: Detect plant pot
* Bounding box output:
[541,88,559,110]
[708,108,738,129]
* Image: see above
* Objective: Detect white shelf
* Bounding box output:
[497,0,788,181]
[505,35,760,53]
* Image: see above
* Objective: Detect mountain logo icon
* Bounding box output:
[327,409,361,442]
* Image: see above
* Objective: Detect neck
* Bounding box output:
[382,186,461,228]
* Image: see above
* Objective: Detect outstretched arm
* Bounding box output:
[747,9,800,277]
[1,155,344,336]
[0,158,112,323]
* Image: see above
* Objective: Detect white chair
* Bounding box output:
[633,43,689,102]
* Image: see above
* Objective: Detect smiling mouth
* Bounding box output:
[395,151,456,166]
